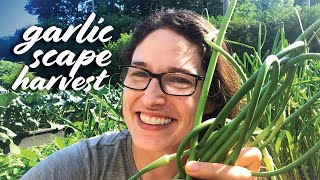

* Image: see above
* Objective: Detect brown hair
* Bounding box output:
[121,9,240,119]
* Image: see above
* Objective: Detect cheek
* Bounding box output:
[186,93,202,119]
[191,91,201,107]
[123,88,137,102]
[122,90,135,118]
[179,97,199,120]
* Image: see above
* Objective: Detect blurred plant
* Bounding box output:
[0,61,35,89]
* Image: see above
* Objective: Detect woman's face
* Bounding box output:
[122,29,205,152]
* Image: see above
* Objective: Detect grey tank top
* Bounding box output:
[21,130,139,180]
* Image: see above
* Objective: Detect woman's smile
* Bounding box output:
[134,112,176,131]
[139,113,173,125]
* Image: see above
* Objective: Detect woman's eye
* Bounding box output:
[168,77,193,85]
[130,70,149,78]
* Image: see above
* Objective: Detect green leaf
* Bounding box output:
[20,149,37,160]
[29,160,38,167]
[9,143,21,155]
[275,130,287,154]
[54,137,65,149]
[0,92,18,107]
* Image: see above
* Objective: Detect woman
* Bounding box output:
[22,9,261,180]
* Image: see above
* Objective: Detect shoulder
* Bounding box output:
[21,130,133,180]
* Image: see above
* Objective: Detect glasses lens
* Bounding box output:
[162,73,197,95]
[120,67,150,90]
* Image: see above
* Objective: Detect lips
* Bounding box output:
[140,113,173,125]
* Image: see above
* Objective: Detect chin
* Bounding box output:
[132,133,178,153]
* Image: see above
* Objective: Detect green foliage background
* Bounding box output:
[0,61,35,89]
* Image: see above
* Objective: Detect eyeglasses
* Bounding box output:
[119,65,204,96]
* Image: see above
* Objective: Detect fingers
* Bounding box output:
[185,161,252,180]
[184,147,262,180]
[236,147,262,172]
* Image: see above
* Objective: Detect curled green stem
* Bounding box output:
[129,150,190,180]
[252,139,320,177]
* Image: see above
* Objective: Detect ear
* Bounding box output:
[204,100,216,114]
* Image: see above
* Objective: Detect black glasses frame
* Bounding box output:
[119,65,205,96]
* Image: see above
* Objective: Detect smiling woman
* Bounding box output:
[21,9,261,180]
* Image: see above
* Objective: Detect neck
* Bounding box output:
[132,143,179,180]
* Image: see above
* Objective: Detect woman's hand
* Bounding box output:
[185,147,262,180]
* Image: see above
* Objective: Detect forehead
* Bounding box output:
[132,29,204,75]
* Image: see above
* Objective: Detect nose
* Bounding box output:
[141,78,166,108]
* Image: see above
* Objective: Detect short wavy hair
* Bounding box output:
[121,9,240,119]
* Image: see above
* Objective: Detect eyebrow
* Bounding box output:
[131,61,147,67]
[131,61,197,75]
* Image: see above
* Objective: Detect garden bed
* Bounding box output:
[1,127,65,154]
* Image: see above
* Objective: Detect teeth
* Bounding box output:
[140,113,172,125]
